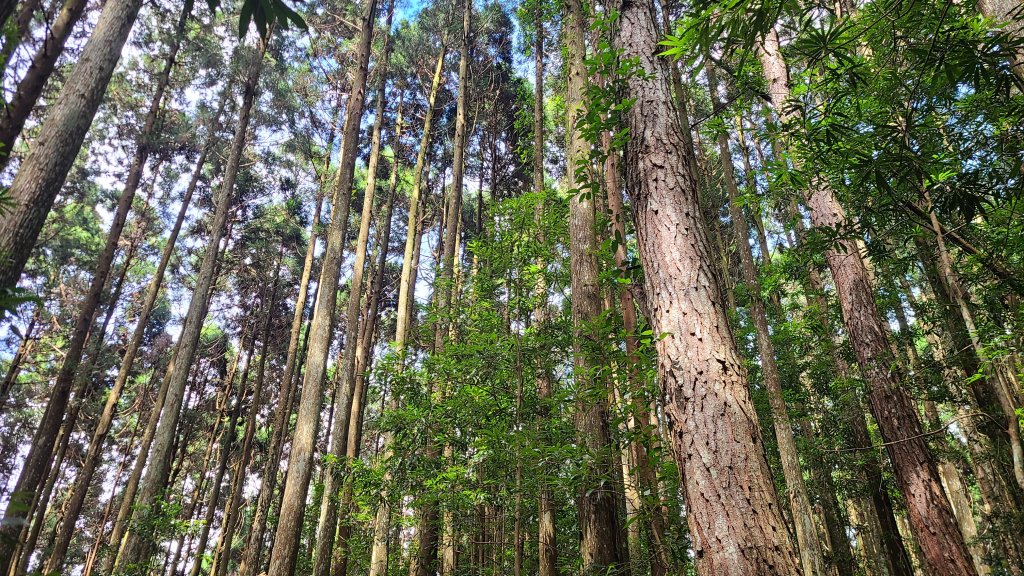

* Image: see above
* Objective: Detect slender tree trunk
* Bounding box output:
[365,130,406,576]
[187,338,254,576]
[758,26,977,576]
[532,13,558,574]
[0,0,143,288]
[313,7,394,575]
[0,307,37,411]
[113,38,268,572]
[266,0,377,571]
[707,62,826,576]
[615,1,801,573]
[410,5,469,576]
[40,6,199,569]
[237,88,343,576]
[210,256,283,576]
[565,1,628,573]
[395,44,446,349]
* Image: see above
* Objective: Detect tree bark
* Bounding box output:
[113,38,268,572]
[395,44,446,349]
[236,85,342,576]
[707,62,826,576]
[615,1,802,573]
[565,0,629,573]
[532,8,558,575]
[39,5,200,568]
[758,25,978,576]
[0,0,143,288]
[265,0,376,571]
[0,0,88,170]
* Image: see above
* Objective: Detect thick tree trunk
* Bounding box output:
[113,38,267,572]
[0,0,88,169]
[0,0,143,288]
[707,62,826,576]
[615,1,801,573]
[266,1,376,571]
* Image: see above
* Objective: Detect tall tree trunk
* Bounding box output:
[95,87,228,575]
[210,256,283,576]
[365,121,407,576]
[237,88,343,576]
[395,44,446,349]
[39,6,201,569]
[614,1,801,573]
[532,8,558,576]
[313,6,394,574]
[265,0,377,571]
[409,5,470,575]
[565,0,628,573]
[758,26,977,576]
[113,38,268,572]
[707,62,826,576]
[0,0,88,169]
[0,0,143,288]
[187,335,255,576]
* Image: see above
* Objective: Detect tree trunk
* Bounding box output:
[532,8,558,575]
[365,110,408,576]
[39,5,200,569]
[395,44,446,349]
[565,1,629,573]
[758,26,977,576]
[266,0,376,571]
[0,0,88,169]
[0,0,143,288]
[313,6,393,575]
[707,62,826,576]
[113,38,268,571]
[615,1,801,573]
[210,257,283,576]
[236,86,341,576]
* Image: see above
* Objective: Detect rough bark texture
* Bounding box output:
[266,1,376,572]
[0,0,143,288]
[758,25,977,576]
[615,0,801,573]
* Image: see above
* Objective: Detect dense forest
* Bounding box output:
[0,0,1022,572]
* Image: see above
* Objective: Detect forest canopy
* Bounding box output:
[0,0,1022,574]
